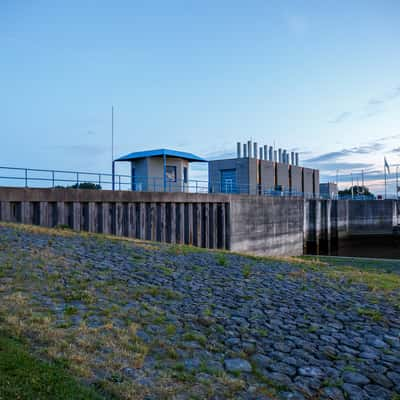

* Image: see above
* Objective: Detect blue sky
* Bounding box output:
[1,1,400,193]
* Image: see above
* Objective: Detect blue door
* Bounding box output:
[221,169,237,193]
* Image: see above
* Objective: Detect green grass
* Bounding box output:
[0,334,104,400]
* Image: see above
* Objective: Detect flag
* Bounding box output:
[384,157,391,174]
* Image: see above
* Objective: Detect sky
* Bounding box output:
[1,1,400,193]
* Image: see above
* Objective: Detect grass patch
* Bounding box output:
[215,253,228,267]
[0,334,104,400]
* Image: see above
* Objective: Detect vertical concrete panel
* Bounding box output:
[210,203,218,249]
[139,203,146,240]
[115,202,124,236]
[203,203,209,248]
[56,202,66,226]
[127,203,136,238]
[72,202,81,231]
[159,203,166,242]
[21,202,32,224]
[40,202,50,227]
[193,203,201,247]
[187,203,193,245]
[150,202,157,241]
[102,202,111,234]
[176,203,185,244]
[217,203,226,249]
[170,203,176,244]
[88,202,97,233]
[0,202,6,222]
[225,203,231,250]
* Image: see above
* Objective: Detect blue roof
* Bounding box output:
[115,148,207,162]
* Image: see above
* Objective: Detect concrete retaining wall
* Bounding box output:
[0,187,398,256]
[0,187,230,250]
[230,197,304,256]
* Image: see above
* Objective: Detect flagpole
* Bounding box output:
[384,159,387,200]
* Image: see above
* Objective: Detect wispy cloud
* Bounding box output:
[305,142,383,163]
[329,84,400,124]
[329,112,352,124]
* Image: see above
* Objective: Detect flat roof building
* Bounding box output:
[113,149,206,192]
[208,141,320,197]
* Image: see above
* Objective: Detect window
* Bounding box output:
[183,167,188,183]
[166,166,177,182]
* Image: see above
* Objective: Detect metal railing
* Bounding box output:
[0,165,390,200]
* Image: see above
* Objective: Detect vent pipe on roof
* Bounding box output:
[274,150,277,162]
[253,142,258,159]
[295,153,299,166]
[291,151,295,165]
[269,146,273,161]
[248,140,252,158]
[263,145,268,161]
[278,148,282,163]
[259,147,263,160]
[282,150,286,164]
[243,143,248,158]
[237,142,241,158]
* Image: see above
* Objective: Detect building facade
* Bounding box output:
[208,141,320,197]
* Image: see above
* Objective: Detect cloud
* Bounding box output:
[305,142,383,163]
[329,112,352,124]
[330,84,400,124]
[309,162,374,172]
[391,147,400,153]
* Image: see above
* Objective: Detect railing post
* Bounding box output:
[25,168,28,188]
[99,174,101,187]
[118,175,121,190]
[52,170,55,188]
[76,172,79,187]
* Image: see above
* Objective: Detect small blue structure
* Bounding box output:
[113,148,206,192]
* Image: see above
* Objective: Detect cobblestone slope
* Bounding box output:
[0,223,399,400]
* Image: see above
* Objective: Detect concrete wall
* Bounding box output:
[0,188,230,250]
[1,188,398,257]
[313,170,320,196]
[230,196,304,256]
[347,200,397,234]
[260,160,275,191]
[289,165,302,193]
[302,168,314,195]
[276,163,289,190]
[208,158,250,194]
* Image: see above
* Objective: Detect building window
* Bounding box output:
[183,167,188,183]
[166,166,177,182]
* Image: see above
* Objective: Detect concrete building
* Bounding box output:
[208,141,320,197]
[320,182,338,199]
[113,149,206,192]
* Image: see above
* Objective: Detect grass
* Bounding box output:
[0,334,104,400]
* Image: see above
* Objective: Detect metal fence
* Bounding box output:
[0,165,391,200]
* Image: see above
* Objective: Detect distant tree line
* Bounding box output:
[54,182,102,190]
[338,185,374,197]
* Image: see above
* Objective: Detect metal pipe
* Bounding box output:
[274,150,277,162]
[263,145,268,161]
[278,148,282,163]
[291,152,295,165]
[237,142,241,158]
[248,140,252,158]
[254,142,258,159]
[269,146,273,161]
[259,147,263,160]
[282,150,287,164]
[243,143,247,158]
[295,153,299,166]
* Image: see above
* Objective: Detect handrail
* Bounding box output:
[0,165,390,199]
